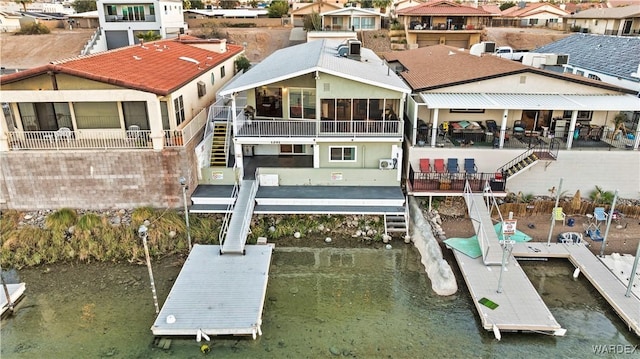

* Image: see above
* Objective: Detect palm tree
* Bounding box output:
[15,0,33,12]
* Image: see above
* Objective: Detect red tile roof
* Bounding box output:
[501,3,566,17]
[397,1,493,16]
[0,38,244,96]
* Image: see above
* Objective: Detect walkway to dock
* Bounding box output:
[463,192,505,265]
[151,244,273,338]
[221,180,257,254]
[512,242,640,336]
[1,283,25,317]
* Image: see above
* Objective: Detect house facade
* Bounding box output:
[496,2,568,29]
[382,44,640,198]
[0,37,244,210]
[565,4,640,35]
[395,1,493,49]
[321,7,386,31]
[206,39,411,188]
[96,0,187,50]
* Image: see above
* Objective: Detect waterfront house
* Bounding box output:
[320,7,387,31]
[0,37,244,209]
[497,2,568,30]
[382,44,640,198]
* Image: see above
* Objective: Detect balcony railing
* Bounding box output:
[104,14,156,22]
[7,129,152,150]
[235,117,403,138]
[408,166,505,193]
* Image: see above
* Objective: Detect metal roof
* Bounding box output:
[219,39,411,96]
[419,92,640,110]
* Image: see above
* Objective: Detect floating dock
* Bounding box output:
[512,242,640,337]
[151,244,273,339]
[1,283,26,317]
[452,249,564,337]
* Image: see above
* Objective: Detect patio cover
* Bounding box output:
[418,93,640,111]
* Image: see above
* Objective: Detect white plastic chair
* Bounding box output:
[54,127,72,141]
[127,125,141,139]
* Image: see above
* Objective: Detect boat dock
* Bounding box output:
[512,241,640,336]
[151,244,273,339]
[453,191,565,338]
[1,283,26,317]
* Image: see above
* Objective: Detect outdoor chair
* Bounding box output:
[433,159,446,173]
[553,207,566,226]
[447,158,459,173]
[512,121,525,138]
[127,125,141,139]
[594,207,608,227]
[54,127,72,141]
[419,158,431,173]
[464,158,477,174]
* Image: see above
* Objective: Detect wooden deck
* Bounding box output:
[151,244,273,338]
[512,242,640,336]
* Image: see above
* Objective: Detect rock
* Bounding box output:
[23,214,33,220]
[329,347,341,356]
[168,231,176,238]
[325,237,332,243]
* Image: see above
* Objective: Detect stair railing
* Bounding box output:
[218,165,240,246]
[237,178,259,254]
[463,180,491,263]
[495,147,535,180]
[483,181,504,224]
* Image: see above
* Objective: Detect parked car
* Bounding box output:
[494,46,529,61]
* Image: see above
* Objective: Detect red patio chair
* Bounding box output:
[434,159,446,173]
[420,158,431,173]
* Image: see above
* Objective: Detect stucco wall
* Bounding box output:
[0,142,200,210]
[407,147,640,198]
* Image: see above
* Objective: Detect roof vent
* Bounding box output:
[346,39,361,60]
[179,56,200,65]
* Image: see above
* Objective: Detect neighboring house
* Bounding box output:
[211,39,411,186]
[533,33,640,93]
[0,10,21,32]
[95,0,187,51]
[67,10,100,29]
[183,8,268,19]
[0,37,245,209]
[395,1,493,49]
[289,1,342,27]
[382,44,640,198]
[321,7,386,31]
[565,4,640,35]
[496,2,568,29]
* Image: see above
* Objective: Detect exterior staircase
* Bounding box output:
[497,139,560,180]
[210,121,228,167]
[384,213,408,237]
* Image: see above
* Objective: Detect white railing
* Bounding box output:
[218,168,240,246]
[165,107,208,147]
[235,118,403,137]
[237,179,259,253]
[7,130,152,150]
[81,27,102,56]
[464,180,491,264]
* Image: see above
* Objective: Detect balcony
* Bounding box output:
[235,118,403,138]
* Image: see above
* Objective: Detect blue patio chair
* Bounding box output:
[447,158,459,173]
[464,158,477,174]
[593,207,607,227]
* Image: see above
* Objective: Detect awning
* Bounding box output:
[418,93,640,111]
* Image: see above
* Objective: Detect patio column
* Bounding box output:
[499,109,508,149]
[430,108,439,147]
[0,108,9,152]
[633,121,640,151]
[313,142,320,168]
[565,110,578,150]
[147,99,165,150]
[234,142,244,180]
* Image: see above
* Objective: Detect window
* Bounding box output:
[197,81,206,97]
[220,66,225,78]
[174,96,185,126]
[280,144,305,154]
[588,73,601,81]
[289,88,316,119]
[149,5,154,15]
[330,146,356,161]
[210,72,215,85]
[255,87,282,117]
[122,101,149,130]
[106,5,116,15]
[160,101,170,130]
[74,102,120,129]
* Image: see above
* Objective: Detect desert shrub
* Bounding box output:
[17,23,50,35]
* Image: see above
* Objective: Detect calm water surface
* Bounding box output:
[1,244,638,358]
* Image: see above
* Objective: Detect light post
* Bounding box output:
[138,224,159,314]
[179,177,192,251]
[497,238,515,294]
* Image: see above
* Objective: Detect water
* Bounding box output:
[1,245,638,358]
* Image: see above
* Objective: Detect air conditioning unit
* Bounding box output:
[379,159,395,170]
[556,54,569,65]
[483,41,496,53]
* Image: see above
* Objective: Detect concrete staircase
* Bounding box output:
[210,122,228,167]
